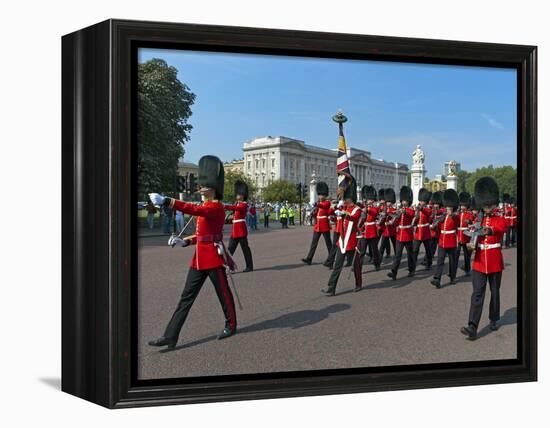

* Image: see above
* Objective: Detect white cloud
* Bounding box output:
[481,113,504,130]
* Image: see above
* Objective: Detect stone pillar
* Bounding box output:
[309,172,318,204]
[410,164,426,205]
[446,175,457,190]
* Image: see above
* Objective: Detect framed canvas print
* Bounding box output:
[62,19,537,408]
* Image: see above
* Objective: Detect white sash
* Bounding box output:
[339,207,359,253]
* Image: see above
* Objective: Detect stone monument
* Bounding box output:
[446,160,458,190]
[410,144,426,205]
[309,171,318,205]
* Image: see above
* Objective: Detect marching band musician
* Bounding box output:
[461,177,508,340]
[504,196,518,248]
[356,185,382,274]
[225,180,254,272]
[455,192,475,276]
[430,189,460,288]
[379,188,397,260]
[429,191,444,260]
[148,155,237,349]
[412,188,433,270]
[302,182,333,265]
[322,178,362,295]
[324,199,354,269]
[387,186,416,280]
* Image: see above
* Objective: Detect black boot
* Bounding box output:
[387,271,396,280]
[490,321,499,331]
[301,258,312,265]
[243,267,253,272]
[148,336,176,349]
[460,325,477,340]
[321,288,335,296]
[430,278,441,288]
[218,327,236,340]
[354,285,362,292]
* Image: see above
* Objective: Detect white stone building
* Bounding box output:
[242,136,408,197]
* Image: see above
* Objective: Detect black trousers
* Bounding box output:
[163,266,237,341]
[328,249,355,292]
[468,270,502,328]
[455,243,472,273]
[289,216,295,225]
[391,240,416,274]
[228,236,253,270]
[379,235,396,257]
[264,216,269,228]
[326,232,354,266]
[281,218,288,228]
[431,237,438,257]
[433,246,457,281]
[358,237,381,268]
[505,226,517,247]
[305,231,332,262]
[413,239,432,267]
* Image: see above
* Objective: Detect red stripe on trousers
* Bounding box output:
[216,266,237,330]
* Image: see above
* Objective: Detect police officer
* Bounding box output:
[148,155,237,349]
[225,180,254,272]
[280,204,288,228]
[302,182,333,265]
[387,186,416,280]
[430,189,460,288]
[461,177,508,340]
[322,178,362,295]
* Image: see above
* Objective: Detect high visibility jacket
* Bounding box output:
[280,208,288,218]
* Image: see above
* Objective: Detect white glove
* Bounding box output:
[168,236,190,248]
[335,210,342,216]
[149,193,166,206]
[337,200,344,208]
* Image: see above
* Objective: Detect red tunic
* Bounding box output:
[395,208,415,242]
[172,200,226,270]
[457,210,475,244]
[504,206,518,227]
[472,215,508,274]
[437,214,459,248]
[313,200,332,233]
[413,207,432,241]
[383,207,397,237]
[431,208,445,239]
[362,206,379,239]
[225,201,248,238]
[337,204,362,252]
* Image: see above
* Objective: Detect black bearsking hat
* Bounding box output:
[459,191,471,207]
[474,176,500,208]
[431,191,443,206]
[343,177,357,203]
[399,185,413,203]
[316,181,329,196]
[234,179,249,200]
[378,188,386,201]
[385,188,396,204]
[361,185,377,201]
[510,196,517,205]
[443,188,459,209]
[502,193,511,204]
[418,188,431,203]
[198,155,224,199]
[470,196,480,210]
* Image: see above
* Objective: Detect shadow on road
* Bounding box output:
[477,306,517,339]
[239,303,351,333]
[251,262,317,272]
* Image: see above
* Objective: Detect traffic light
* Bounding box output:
[296,182,302,196]
[303,185,308,198]
[189,173,197,193]
[176,175,187,192]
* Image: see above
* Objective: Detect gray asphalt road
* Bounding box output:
[137,224,517,380]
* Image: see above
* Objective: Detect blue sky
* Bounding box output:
[138,48,517,177]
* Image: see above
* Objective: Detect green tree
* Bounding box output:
[465,165,517,197]
[456,170,471,193]
[137,58,196,199]
[262,179,300,203]
[223,170,257,202]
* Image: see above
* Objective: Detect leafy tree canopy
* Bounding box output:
[464,165,517,197]
[262,179,300,204]
[223,170,257,202]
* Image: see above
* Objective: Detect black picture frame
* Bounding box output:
[62,19,537,408]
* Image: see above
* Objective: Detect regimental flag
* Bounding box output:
[336,122,352,197]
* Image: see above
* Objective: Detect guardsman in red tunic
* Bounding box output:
[387,186,416,280]
[412,188,433,270]
[322,178,362,295]
[504,195,518,248]
[324,199,354,268]
[225,180,253,272]
[428,191,444,260]
[148,156,237,349]
[461,177,508,340]
[379,188,397,260]
[430,189,460,288]
[354,186,382,286]
[302,182,333,265]
[455,192,475,276]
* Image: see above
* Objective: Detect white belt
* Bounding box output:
[398,225,413,229]
[317,216,327,219]
[440,230,456,234]
[417,223,430,227]
[365,222,376,226]
[457,227,468,231]
[478,243,501,250]
[504,216,517,219]
[233,219,246,223]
